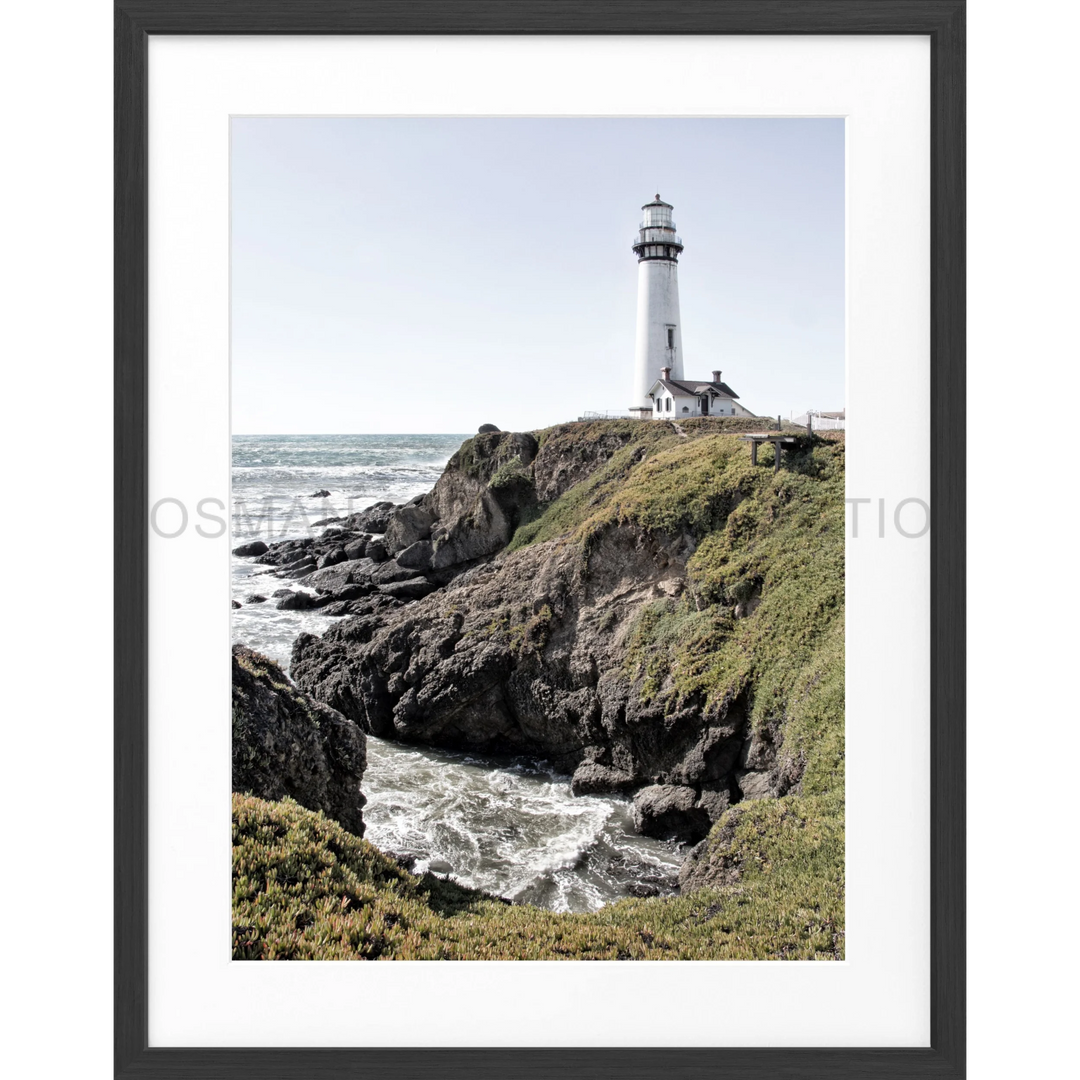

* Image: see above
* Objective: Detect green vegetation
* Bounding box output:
[234,792,842,960]
[488,455,533,490]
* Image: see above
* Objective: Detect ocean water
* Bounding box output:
[231,433,683,912]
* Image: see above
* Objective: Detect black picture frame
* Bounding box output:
[115,2,965,1076]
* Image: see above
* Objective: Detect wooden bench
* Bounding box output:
[739,433,800,471]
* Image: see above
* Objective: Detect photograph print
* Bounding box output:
[229,117,845,961]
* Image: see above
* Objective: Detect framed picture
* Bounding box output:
[111,4,972,1075]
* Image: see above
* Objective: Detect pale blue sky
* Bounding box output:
[231,118,844,434]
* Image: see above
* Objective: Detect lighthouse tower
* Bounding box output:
[631,195,685,410]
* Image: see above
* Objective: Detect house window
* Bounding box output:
[665,398,672,412]
[666,328,675,349]
[682,406,690,413]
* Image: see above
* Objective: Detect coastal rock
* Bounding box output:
[396,540,434,571]
[678,811,744,893]
[232,540,268,557]
[531,422,645,503]
[232,600,241,609]
[365,539,389,563]
[280,555,317,574]
[347,501,395,533]
[378,578,438,602]
[570,762,636,796]
[343,538,368,561]
[384,504,436,555]
[735,769,775,801]
[291,520,717,782]
[369,560,423,585]
[425,430,539,572]
[245,594,267,604]
[316,548,348,570]
[478,423,501,434]
[318,594,402,619]
[232,644,367,836]
[274,591,319,609]
[256,538,313,566]
[631,785,711,843]
[309,489,331,498]
[387,851,418,871]
[302,559,368,591]
[317,583,373,602]
[695,786,732,823]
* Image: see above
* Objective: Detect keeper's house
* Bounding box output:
[646,367,756,420]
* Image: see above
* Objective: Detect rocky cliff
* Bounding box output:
[271,418,844,847]
[232,644,368,836]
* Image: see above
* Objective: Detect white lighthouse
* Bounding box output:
[631,195,685,411]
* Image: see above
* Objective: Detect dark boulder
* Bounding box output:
[735,769,775,801]
[696,786,732,823]
[678,811,744,893]
[320,600,361,617]
[384,503,436,555]
[365,539,389,563]
[632,785,711,843]
[232,644,367,836]
[478,423,501,434]
[570,762,636,796]
[396,540,434,571]
[378,578,438,602]
[309,489,331,498]
[245,594,267,604]
[283,565,318,580]
[316,548,348,570]
[343,539,368,561]
[346,501,395,534]
[232,540,268,557]
[232,600,241,609]
[317,583,373,602]
[302,561,363,591]
[369,560,423,585]
[320,595,401,619]
[276,590,321,611]
[280,555,317,574]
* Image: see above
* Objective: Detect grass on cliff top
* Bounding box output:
[233,791,843,961]
[507,419,806,550]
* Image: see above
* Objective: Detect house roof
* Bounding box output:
[649,378,740,400]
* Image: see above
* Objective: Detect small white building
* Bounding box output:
[645,367,756,420]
